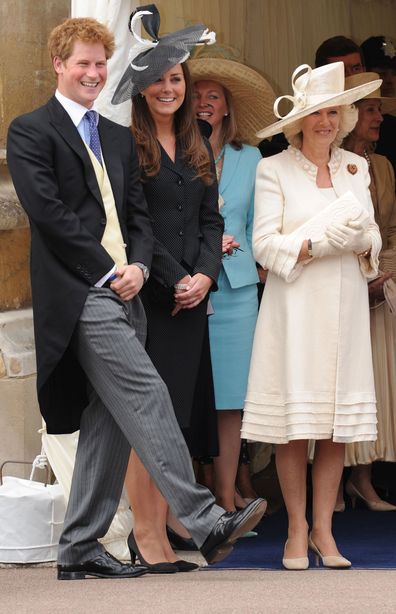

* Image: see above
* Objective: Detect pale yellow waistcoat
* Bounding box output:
[85,144,128,268]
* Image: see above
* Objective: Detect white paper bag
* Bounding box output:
[0,475,66,563]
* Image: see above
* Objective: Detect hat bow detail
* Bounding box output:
[274,64,312,119]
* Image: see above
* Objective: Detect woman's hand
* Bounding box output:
[368,271,392,305]
[326,220,371,254]
[222,234,240,255]
[171,274,191,316]
[257,265,268,284]
[171,273,213,316]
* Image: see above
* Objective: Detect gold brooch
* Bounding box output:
[347,164,358,175]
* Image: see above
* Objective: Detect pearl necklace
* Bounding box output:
[363,149,371,167]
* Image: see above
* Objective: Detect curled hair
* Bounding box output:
[132,63,214,185]
[48,17,115,63]
[283,105,358,149]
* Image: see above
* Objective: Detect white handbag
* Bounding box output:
[0,459,66,563]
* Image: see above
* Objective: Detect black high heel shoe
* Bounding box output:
[166,526,198,551]
[127,531,177,574]
[172,559,199,572]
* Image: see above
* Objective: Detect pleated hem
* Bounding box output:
[241,430,377,445]
[242,399,377,445]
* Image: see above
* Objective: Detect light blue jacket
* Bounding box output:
[219,143,261,288]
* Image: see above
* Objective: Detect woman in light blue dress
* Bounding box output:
[190,58,275,510]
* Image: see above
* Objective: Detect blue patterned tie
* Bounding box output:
[85,110,102,165]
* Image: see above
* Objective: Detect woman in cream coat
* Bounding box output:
[241,62,382,569]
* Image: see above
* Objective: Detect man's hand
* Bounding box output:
[110,264,144,301]
[171,273,213,316]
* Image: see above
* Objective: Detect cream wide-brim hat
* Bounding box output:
[255,62,382,139]
[345,72,396,114]
[188,58,276,145]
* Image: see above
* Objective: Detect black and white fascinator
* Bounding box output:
[111,4,216,104]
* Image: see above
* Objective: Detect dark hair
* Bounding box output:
[131,63,213,185]
[315,36,363,68]
[361,36,396,70]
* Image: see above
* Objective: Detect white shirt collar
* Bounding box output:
[55,90,99,127]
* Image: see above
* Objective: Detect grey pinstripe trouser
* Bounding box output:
[58,288,223,565]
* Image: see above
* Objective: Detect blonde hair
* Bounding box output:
[193,81,242,150]
[217,85,242,150]
[48,17,115,63]
[283,104,358,149]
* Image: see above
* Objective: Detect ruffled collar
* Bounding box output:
[287,145,342,181]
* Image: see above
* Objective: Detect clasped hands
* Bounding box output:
[172,273,213,316]
[311,219,371,258]
[222,234,240,256]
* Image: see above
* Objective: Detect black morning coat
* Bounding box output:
[7,96,154,433]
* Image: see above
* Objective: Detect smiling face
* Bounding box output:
[53,40,107,108]
[354,99,383,143]
[142,64,186,122]
[301,106,341,149]
[192,80,228,131]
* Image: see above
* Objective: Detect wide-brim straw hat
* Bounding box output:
[112,4,215,104]
[188,58,276,145]
[345,72,396,114]
[256,62,382,139]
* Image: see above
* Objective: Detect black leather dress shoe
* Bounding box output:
[200,498,267,564]
[57,551,148,580]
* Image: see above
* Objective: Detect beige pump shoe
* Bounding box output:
[346,481,396,512]
[308,535,351,569]
[282,540,309,570]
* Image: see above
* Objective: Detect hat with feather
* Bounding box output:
[111,4,216,104]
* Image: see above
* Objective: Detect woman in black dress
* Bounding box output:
[112,6,223,570]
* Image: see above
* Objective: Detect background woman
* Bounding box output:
[112,7,223,571]
[189,58,275,511]
[339,72,396,512]
[241,62,381,569]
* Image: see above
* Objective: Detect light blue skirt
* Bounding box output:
[209,269,258,410]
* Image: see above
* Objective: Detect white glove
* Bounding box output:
[310,238,344,258]
[325,220,371,254]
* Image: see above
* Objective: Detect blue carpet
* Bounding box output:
[207,508,396,570]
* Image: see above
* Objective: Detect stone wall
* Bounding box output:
[0,0,69,478]
[0,309,41,480]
